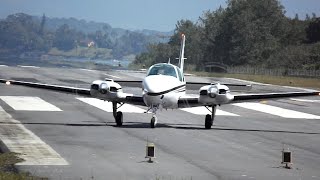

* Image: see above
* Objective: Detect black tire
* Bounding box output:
[150,116,156,128]
[115,111,123,126]
[205,114,213,129]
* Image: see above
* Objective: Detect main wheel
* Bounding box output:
[115,111,123,126]
[150,116,157,128]
[205,114,213,129]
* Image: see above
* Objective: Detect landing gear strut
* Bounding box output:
[113,102,123,126]
[205,105,216,129]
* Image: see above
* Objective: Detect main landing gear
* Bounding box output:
[205,105,216,129]
[113,102,123,126]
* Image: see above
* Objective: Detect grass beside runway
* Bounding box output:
[0,152,47,180]
[187,71,320,89]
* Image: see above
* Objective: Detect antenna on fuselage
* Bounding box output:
[168,58,171,64]
[178,34,186,73]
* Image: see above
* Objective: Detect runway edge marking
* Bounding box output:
[0,106,68,165]
[233,102,320,119]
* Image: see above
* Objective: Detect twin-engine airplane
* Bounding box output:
[1,34,319,129]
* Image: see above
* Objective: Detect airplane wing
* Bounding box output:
[0,79,145,106]
[178,91,320,108]
[113,80,252,91]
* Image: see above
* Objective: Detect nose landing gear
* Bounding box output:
[205,105,216,129]
[147,105,159,128]
[150,115,157,128]
[113,102,123,126]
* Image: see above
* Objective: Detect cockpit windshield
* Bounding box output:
[147,64,177,78]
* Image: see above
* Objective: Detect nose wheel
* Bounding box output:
[115,111,123,126]
[150,115,157,128]
[113,102,123,126]
[205,105,216,129]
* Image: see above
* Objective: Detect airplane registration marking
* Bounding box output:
[233,102,320,119]
[181,106,239,116]
[0,96,62,111]
[77,98,146,113]
[0,106,68,165]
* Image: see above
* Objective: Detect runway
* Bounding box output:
[0,65,320,179]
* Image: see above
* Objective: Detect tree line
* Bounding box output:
[0,13,158,59]
[134,0,320,71]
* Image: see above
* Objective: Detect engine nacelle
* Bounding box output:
[90,79,123,101]
[198,83,234,105]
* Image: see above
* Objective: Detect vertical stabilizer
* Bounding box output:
[178,34,186,73]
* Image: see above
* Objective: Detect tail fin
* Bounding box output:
[178,34,186,73]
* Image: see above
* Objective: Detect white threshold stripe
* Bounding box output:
[290,98,320,103]
[18,65,40,68]
[0,107,68,165]
[80,68,96,72]
[104,73,121,79]
[181,106,239,116]
[0,96,62,111]
[77,98,146,113]
[233,102,320,119]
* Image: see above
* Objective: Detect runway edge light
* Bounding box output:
[281,147,292,169]
[146,142,155,163]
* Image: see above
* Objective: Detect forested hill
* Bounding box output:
[134,0,320,71]
[0,13,172,59]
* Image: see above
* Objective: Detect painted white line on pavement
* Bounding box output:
[0,106,68,165]
[0,65,8,67]
[233,102,320,119]
[0,96,62,111]
[290,98,320,103]
[77,97,146,113]
[80,68,96,72]
[181,106,239,116]
[104,73,121,79]
[18,65,40,68]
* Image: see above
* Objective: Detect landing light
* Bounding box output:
[5,81,10,85]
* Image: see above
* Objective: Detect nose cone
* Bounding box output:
[143,75,181,95]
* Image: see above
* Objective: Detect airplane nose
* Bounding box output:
[143,75,180,95]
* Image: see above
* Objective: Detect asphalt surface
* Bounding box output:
[0,65,320,180]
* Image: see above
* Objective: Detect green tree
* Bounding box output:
[53,24,79,51]
[306,18,320,43]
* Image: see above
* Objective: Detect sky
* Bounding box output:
[0,0,319,32]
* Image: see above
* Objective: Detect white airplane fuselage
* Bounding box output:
[142,73,185,109]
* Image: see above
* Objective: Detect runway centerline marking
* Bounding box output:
[0,96,62,111]
[181,106,239,116]
[104,73,121,79]
[0,106,68,165]
[233,102,320,119]
[77,98,146,113]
